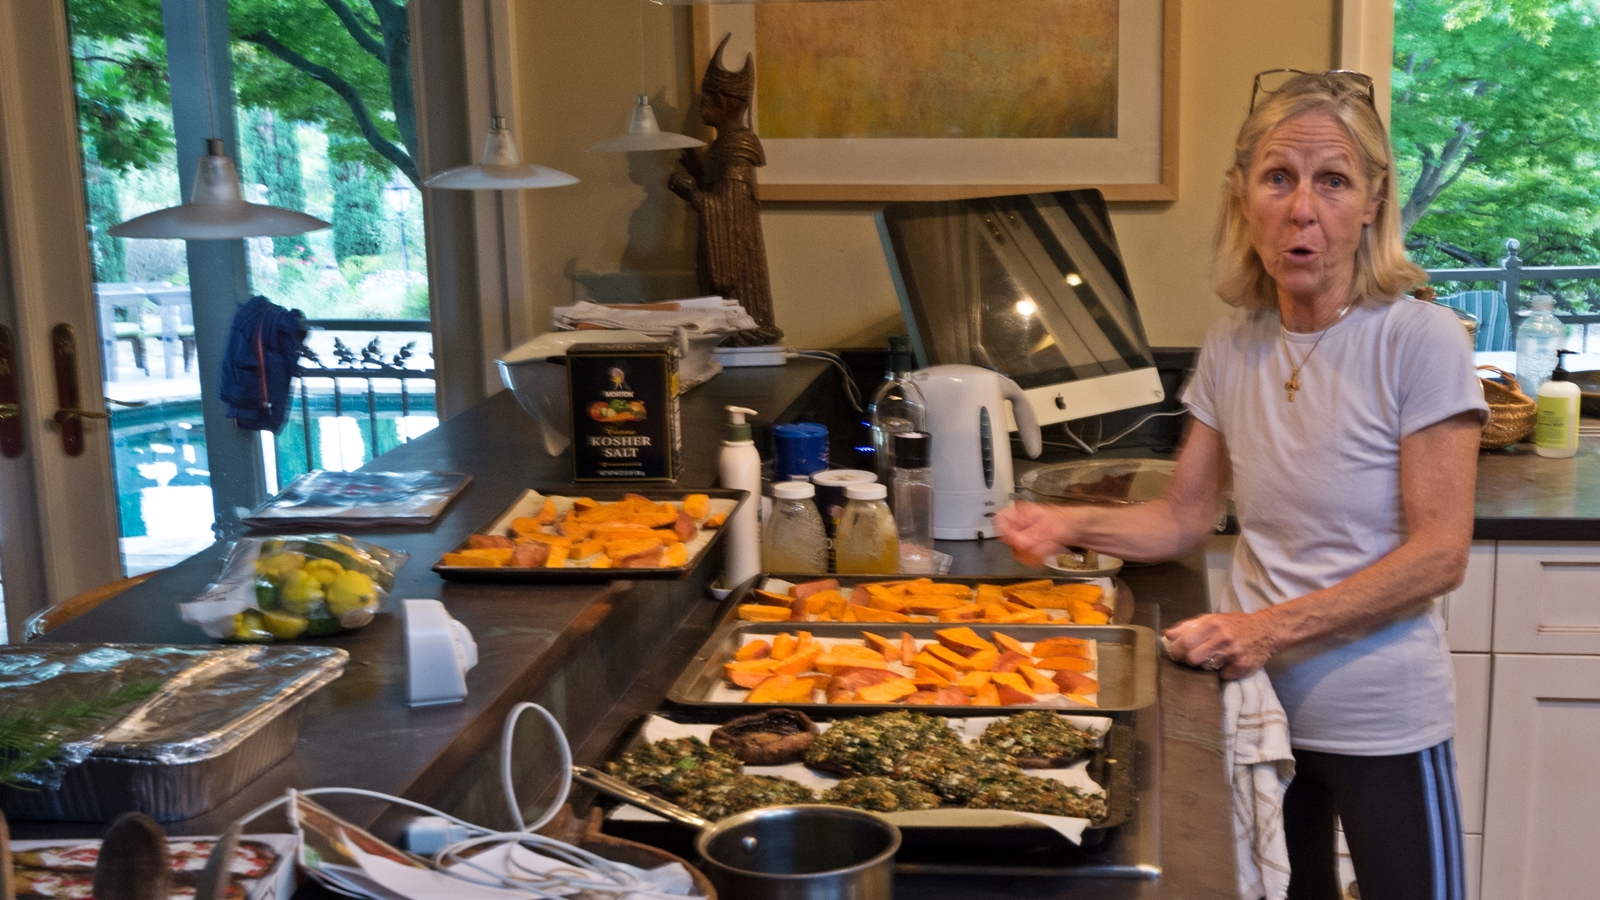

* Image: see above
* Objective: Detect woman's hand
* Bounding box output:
[1164,612,1279,680]
[993,501,1079,566]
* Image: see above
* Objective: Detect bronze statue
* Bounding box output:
[670,34,783,347]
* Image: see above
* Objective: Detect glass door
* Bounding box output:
[67,0,437,574]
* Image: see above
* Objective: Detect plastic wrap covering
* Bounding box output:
[0,644,346,822]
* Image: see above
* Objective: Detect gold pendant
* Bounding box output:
[1285,375,1300,402]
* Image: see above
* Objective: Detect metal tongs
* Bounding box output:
[571,764,714,831]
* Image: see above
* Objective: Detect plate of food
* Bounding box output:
[1045,549,1124,579]
[433,487,746,582]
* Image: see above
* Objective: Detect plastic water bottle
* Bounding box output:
[891,432,936,574]
[868,335,927,482]
[1516,295,1565,392]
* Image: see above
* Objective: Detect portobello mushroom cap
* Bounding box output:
[710,708,819,765]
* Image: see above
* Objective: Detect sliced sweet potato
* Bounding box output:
[1052,670,1100,695]
[991,632,1032,657]
[534,497,559,524]
[826,687,858,704]
[512,541,551,568]
[956,671,993,695]
[753,589,795,609]
[904,579,971,597]
[855,677,919,704]
[682,493,711,520]
[510,517,546,538]
[904,595,966,615]
[738,604,796,623]
[724,658,779,687]
[586,554,613,569]
[973,683,1002,707]
[1071,609,1112,625]
[900,632,918,667]
[1017,664,1060,695]
[790,579,841,600]
[450,547,514,566]
[975,583,1005,606]
[911,652,960,682]
[469,533,514,549]
[770,632,798,659]
[913,665,952,686]
[704,512,727,529]
[673,512,698,542]
[990,672,1029,692]
[849,585,872,606]
[1035,656,1096,673]
[661,544,689,568]
[851,606,913,623]
[958,648,1000,672]
[815,646,890,674]
[442,551,498,567]
[932,686,971,706]
[804,589,848,615]
[862,632,898,659]
[990,650,1033,674]
[747,674,817,704]
[770,645,821,676]
[1032,637,1092,658]
[903,690,943,705]
[649,528,686,544]
[934,626,997,657]
[794,631,816,655]
[572,537,606,559]
[829,667,901,692]
[544,546,570,568]
[996,609,1051,624]
[617,546,664,568]
[935,603,989,622]
[735,639,771,661]
[996,683,1037,706]
[923,643,971,670]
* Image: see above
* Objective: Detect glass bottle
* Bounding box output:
[762,480,828,573]
[891,431,936,574]
[834,482,900,574]
[1515,295,1565,392]
[868,335,927,482]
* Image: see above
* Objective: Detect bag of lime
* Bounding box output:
[180,534,408,642]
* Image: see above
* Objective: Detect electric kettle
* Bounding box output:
[909,364,1042,539]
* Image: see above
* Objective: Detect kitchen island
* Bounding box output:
[12,358,1234,899]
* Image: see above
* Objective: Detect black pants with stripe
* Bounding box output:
[1284,739,1465,900]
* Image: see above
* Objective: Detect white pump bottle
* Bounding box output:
[719,406,762,590]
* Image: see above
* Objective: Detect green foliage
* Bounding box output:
[331,159,384,262]
[67,0,416,184]
[0,680,162,790]
[240,106,312,259]
[1393,0,1600,271]
[83,143,127,282]
[400,282,430,319]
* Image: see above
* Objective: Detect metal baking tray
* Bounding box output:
[730,572,1132,625]
[0,644,346,823]
[596,708,1136,868]
[666,621,1157,713]
[432,487,747,583]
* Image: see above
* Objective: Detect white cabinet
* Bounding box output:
[1442,541,1496,653]
[1452,652,1491,835]
[1493,541,1600,654]
[1480,654,1600,898]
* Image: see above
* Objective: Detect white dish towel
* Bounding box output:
[1224,669,1295,900]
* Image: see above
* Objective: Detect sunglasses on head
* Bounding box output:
[1251,69,1376,113]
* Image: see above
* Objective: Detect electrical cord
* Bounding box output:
[786,348,865,412]
[231,702,693,899]
[1036,409,1187,456]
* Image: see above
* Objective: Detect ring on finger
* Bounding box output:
[1203,656,1222,671]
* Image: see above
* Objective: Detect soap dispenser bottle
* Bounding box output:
[720,406,762,588]
[1536,349,1581,458]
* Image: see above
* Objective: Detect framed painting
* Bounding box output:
[690,0,1179,202]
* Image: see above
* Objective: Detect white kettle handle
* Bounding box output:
[1000,375,1043,458]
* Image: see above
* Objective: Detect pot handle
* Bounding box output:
[571,765,714,831]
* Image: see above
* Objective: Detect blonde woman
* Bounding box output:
[996,71,1486,900]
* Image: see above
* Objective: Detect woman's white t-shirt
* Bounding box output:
[1183,297,1489,755]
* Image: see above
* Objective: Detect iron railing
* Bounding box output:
[283,318,436,476]
[1427,239,1600,325]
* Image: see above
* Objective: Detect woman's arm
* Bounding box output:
[1166,410,1481,678]
[995,419,1230,564]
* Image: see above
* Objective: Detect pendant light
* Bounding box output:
[587,1,704,154]
[423,0,578,191]
[109,1,329,240]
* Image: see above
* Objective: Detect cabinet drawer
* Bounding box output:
[1493,542,1600,654]
[1442,541,1495,653]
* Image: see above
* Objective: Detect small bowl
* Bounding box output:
[1046,552,1124,578]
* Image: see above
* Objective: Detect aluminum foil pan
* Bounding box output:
[0,644,346,822]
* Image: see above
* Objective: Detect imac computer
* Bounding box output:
[876,189,1166,428]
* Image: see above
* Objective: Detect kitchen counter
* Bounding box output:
[9,358,1235,899]
[1474,435,1600,540]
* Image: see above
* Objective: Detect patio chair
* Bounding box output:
[1436,290,1513,352]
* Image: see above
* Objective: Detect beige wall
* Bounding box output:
[513,0,1339,350]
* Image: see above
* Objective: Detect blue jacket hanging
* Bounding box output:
[221,295,306,433]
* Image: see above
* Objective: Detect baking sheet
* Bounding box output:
[9,834,297,900]
[731,573,1130,625]
[432,487,745,582]
[597,709,1136,864]
[668,622,1156,712]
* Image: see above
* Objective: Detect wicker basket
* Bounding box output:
[1479,365,1537,449]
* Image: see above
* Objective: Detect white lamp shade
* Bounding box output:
[424,120,578,190]
[587,96,705,153]
[109,144,330,239]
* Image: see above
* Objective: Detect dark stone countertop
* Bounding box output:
[1474,434,1600,540]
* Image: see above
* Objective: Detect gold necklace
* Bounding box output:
[1281,299,1356,402]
